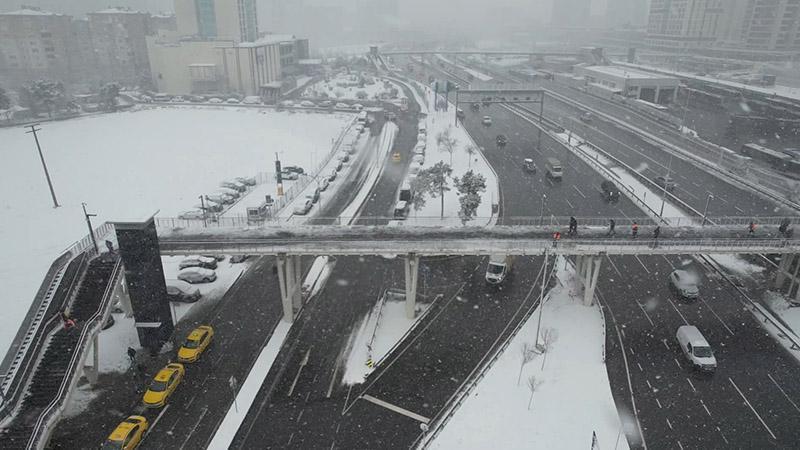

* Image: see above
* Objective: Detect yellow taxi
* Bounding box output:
[178,325,214,363]
[143,363,184,408]
[392,152,402,162]
[102,415,148,449]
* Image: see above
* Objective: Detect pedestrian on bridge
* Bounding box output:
[631,222,639,239]
[607,219,616,237]
[552,231,561,248]
[568,217,578,236]
[748,221,756,236]
[652,226,661,248]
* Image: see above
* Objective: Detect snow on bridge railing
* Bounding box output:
[153,215,797,229]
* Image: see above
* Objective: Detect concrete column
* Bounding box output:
[775,254,795,289]
[654,86,661,104]
[118,276,133,318]
[575,256,585,286]
[276,255,293,323]
[404,253,420,319]
[85,334,99,385]
[583,257,602,306]
[292,255,303,309]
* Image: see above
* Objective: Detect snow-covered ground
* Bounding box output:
[488,56,530,67]
[428,258,629,450]
[404,85,499,226]
[342,292,430,385]
[303,73,407,105]
[0,106,351,361]
[765,291,800,337]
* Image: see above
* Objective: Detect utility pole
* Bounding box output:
[199,195,208,228]
[82,202,99,254]
[535,250,550,351]
[702,194,714,226]
[25,124,59,208]
[659,154,673,217]
[539,194,547,226]
[537,92,544,151]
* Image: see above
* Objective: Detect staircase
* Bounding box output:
[0,256,118,449]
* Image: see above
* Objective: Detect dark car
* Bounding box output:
[601,180,620,203]
[654,175,676,191]
[283,166,305,174]
[471,102,480,111]
[496,134,508,147]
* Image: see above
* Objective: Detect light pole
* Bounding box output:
[25,124,59,208]
[199,195,207,228]
[702,193,714,226]
[539,194,547,226]
[535,250,550,351]
[658,154,673,218]
[82,202,99,254]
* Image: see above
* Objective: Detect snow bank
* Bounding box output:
[303,74,406,106]
[0,107,350,360]
[429,258,628,450]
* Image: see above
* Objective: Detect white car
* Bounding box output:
[226,98,240,104]
[242,96,262,105]
[482,116,492,126]
[319,100,333,107]
[335,102,349,109]
[171,96,185,102]
[208,97,223,104]
[216,188,240,199]
[356,124,365,133]
[165,279,201,303]
[205,193,234,205]
[177,267,217,284]
[293,199,313,215]
[280,100,295,107]
[220,180,247,192]
[414,143,426,155]
[318,177,330,191]
[179,256,218,270]
[235,176,256,186]
[352,103,364,111]
[280,171,299,181]
[178,210,206,220]
[300,100,315,108]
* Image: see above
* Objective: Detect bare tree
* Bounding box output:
[540,328,558,370]
[517,342,536,386]
[527,375,542,410]
[465,144,477,168]
[436,126,459,165]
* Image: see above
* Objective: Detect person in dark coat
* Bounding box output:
[632,222,639,239]
[608,219,616,236]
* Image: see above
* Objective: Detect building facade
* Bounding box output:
[175,0,258,42]
[739,0,800,51]
[0,8,80,88]
[646,0,725,50]
[574,65,680,104]
[88,8,152,86]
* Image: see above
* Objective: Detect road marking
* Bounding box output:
[326,361,341,398]
[656,398,662,409]
[661,255,676,270]
[145,404,170,439]
[667,298,689,325]
[646,379,653,390]
[700,399,712,417]
[565,197,574,209]
[662,339,670,350]
[215,353,224,365]
[179,407,208,450]
[605,255,622,277]
[637,362,643,372]
[686,378,696,393]
[734,206,744,214]
[728,377,777,440]
[296,409,305,423]
[634,256,650,274]
[677,440,684,450]
[717,426,729,444]
[699,298,735,336]
[674,358,682,369]
[767,373,800,414]
[336,423,341,434]
[361,394,430,423]
[184,395,196,410]
[636,301,655,326]
[666,418,673,430]
[572,185,586,198]
[288,349,311,397]
[287,433,294,446]
[305,391,311,403]
[342,385,354,415]
[629,346,635,355]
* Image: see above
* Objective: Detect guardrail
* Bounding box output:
[26,257,122,450]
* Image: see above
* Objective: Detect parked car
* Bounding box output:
[601,180,620,203]
[143,363,185,408]
[205,193,233,205]
[654,175,676,191]
[412,154,425,165]
[197,201,222,213]
[335,102,349,109]
[103,416,148,450]
[178,325,214,363]
[235,176,256,186]
[456,108,465,119]
[523,158,537,173]
[220,180,247,192]
[669,269,699,300]
[171,96,185,103]
[352,103,364,111]
[294,199,313,215]
[177,267,217,284]
[471,102,480,111]
[283,165,305,174]
[207,97,223,104]
[318,177,330,191]
[300,100,315,107]
[319,100,333,108]
[328,170,338,182]
[179,256,218,270]
[165,279,201,303]
[356,124,365,133]
[496,134,508,147]
[178,210,206,220]
[385,111,397,121]
[280,171,299,181]
[280,100,295,107]
[230,255,250,263]
[482,116,492,126]
[216,188,240,199]
[338,151,350,162]
[225,98,240,104]
[242,96,261,105]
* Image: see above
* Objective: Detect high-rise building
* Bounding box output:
[606,0,650,28]
[738,0,800,51]
[551,0,591,27]
[88,8,152,86]
[175,0,258,42]
[0,8,80,88]
[645,0,725,50]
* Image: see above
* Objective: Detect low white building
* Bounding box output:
[574,65,680,104]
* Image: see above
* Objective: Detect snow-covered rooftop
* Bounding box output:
[239,34,297,48]
[91,8,145,15]
[582,65,675,81]
[1,8,60,16]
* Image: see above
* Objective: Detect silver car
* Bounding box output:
[177,267,217,284]
[165,279,201,303]
[220,180,247,192]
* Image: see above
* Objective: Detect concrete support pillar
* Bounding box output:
[575,256,586,286]
[276,255,293,323]
[292,255,303,309]
[118,277,133,318]
[775,254,795,289]
[583,257,602,306]
[404,253,420,319]
[85,334,99,385]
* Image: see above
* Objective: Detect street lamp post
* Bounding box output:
[82,202,99,254]
[539,194,547,226]
[658,154,673,218]
[702,194,714,226]
[199,195,208,228]
[25,124,59,208]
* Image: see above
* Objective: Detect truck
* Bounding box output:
[485,254,514,285]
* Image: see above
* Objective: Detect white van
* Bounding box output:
[485,255,514,284]
[399,181,413,202]
[545,157,563,180]
[676,325,716,372]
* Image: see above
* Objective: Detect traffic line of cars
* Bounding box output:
[279,99,365,111]
[102,325,215,449]
[178,176,257,220]
[293,135,361,216]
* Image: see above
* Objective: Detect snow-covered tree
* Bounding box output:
[539,328,557,370]
[100,82,121,111]
[454,170,487,224]
[518,342,536,386]
[0,87,10,110]
[22,80,66,118]
[416,162,452,219]
[527,375,542,410]
[465,144,478,168]
[436,126,459,165]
